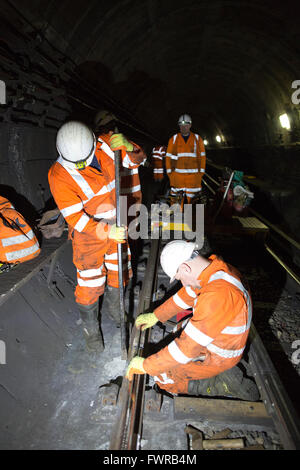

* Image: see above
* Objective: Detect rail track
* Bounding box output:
[109,175,300,451]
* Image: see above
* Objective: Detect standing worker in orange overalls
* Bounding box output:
[166,114,206,203]
[126,240,259,401]
[48,121,145,353]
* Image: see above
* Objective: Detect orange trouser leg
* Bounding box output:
[72,231,108,306]
[154,356,240,394]
[104,238,132,288]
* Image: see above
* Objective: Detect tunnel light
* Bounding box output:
[279,113,290,130]
[216,135,221,143]
[204,139,208,146]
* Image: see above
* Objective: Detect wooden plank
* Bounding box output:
[0,234,69,307]
[174,397,274,428]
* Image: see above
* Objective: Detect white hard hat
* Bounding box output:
[160,240,196,282]
[178,114,192,125]
[56,121,96,169]
[94,110,117,128]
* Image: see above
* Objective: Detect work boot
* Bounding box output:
[102,285,121,327]
[187,366,260,402]
[77,301,104,353]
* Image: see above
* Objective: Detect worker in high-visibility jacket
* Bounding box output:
[166,114,206,203]
[48,121,145,353]
[126,240,258,400]
[152,145,166,182]
[151,145,167,201]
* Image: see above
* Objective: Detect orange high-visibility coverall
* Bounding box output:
[48,137,145,306]
[166,132,206,203]
[143,255,252,394]
[0,196,40,264]
[152,145,166,181]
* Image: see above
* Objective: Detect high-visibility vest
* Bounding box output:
[0,197,40,264]
[152,145,166,181]
[166,132,206,175]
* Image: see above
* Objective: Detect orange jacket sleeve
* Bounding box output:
[48,164,107,238]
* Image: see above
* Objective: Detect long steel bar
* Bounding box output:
[114,129,127,360]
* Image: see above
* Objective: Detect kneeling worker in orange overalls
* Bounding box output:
[126,240,259,400]
[48,121,145,353]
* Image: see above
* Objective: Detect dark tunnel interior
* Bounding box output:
[0,0,300,451]
[1,0,300,237]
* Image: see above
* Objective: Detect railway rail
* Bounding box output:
[108,179,300,451]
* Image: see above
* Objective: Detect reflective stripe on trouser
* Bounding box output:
[153,354,241,394]
[73,230,132,305]
[170,173,203,202]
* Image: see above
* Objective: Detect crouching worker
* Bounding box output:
[0,196,40,273]
[126,240,259,401]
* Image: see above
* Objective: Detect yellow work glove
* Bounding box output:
[108,223,127,243]
[125,356,146,381]
[110,133,134,152]
[135,312,158,331]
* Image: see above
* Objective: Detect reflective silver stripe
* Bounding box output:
[222,325,248,335]
[154,373,174,385]
[184,320,214,346]
[185,187,202,192]
[175,169,198,173]
[166,169,172,173]
[2,229,35,247]
[177,152,197,157]
[168,340,191,364]
[173,293,191,310]
[201,152,206,156]
[153,155,163,160]
[94,180,115,197]
[60,202,84,218]
[94,208,116,220]
[207,343,245,358]
[153,168,164,173]
[200,168,205,173]
[185,286,197,298]
[172,134,177,144]
[77,266,103,278]
[58,156,95,200]
[175,169,199,174]
[77,276,106,288]
[105,261,132,271]
[121,184,141,194]
[74,213,90,232]
[6,242,39,262]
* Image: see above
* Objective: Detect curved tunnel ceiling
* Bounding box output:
[3,0,300,145]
